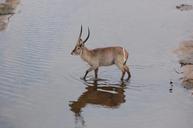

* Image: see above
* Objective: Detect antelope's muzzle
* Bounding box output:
[71,51,74,55]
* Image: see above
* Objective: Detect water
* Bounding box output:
[0,0,193,128]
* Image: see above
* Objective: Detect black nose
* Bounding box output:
[71,50,74,55]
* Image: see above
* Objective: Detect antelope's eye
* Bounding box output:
[77,47,80,50]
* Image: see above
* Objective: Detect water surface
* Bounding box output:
[0,0,193,128]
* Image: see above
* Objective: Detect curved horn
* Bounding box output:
[83,27,90,44]
[78,25,83,39]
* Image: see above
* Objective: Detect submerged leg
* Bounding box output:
[124,65,131,80]
[116,62,126,80]
[121,70,126,80]
[83,71,89,80]
[83,67,94,80]
[94,68,99,79]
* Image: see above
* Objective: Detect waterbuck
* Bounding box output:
[71,26,131,80]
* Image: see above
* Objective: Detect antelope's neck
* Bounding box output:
[80,47,93,64]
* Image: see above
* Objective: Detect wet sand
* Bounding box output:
[0,0,193,128]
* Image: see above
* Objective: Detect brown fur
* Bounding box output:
[71,26,131,80]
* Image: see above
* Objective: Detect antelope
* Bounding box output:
[71,25,131,80]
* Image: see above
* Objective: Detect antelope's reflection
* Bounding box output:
[0,0,20,31]
[69,80,127,126]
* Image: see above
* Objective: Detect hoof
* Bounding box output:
[80,77,86,81]
[127,77,131,80]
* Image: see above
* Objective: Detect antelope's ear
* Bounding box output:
[79,38,84,45]
[77,38,82,45]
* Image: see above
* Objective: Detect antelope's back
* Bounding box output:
[92,46,128,66]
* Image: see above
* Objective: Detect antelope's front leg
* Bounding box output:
[83,67,95,80]
[94,68,99,79]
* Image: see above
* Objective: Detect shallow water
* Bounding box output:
[0,0,193,128]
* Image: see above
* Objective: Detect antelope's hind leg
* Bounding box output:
[116,61,131,80]
[121,70,126,80]
[116,62,126,80]
[124,65,131,80]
